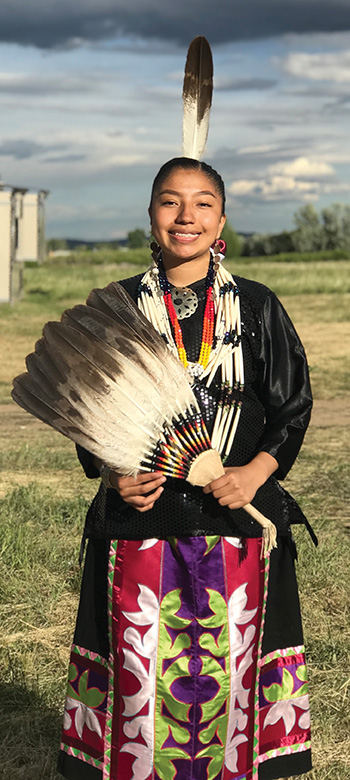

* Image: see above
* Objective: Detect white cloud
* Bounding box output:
[0,127,171,172]
[267,156,335,178]
[236,144,281,156]
[228,155,350,203]
[229,175,320,201]
[281,50,350,83]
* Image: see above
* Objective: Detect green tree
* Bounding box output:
[127,228,149,249]
[241,233,274,256]
[46,238,68,251]
[321,203,350,249]
[220,221,241,258]
[292,204,323,252]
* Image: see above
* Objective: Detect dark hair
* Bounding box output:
[149,157,226,215]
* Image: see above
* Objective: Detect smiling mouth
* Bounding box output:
[169,231,200,240]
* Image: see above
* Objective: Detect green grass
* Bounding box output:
[1,426,349,779]
[45,247,151,266]
[285,426,350,779]
[47,246,350,265]
[240,248,350,263]
[0,486,85,780]
[23,254,350,298]
[0,251,350,778]
[0,256,349,342]
[225,259,350,295]
[0,444,78,472]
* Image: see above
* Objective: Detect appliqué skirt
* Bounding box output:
[57,536,312,780]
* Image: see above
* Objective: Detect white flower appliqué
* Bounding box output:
[120,583,160,780]
[63,697,102,739]
[224,582,258,773]
[263,694,310,736]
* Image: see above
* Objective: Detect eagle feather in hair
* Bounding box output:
[182,36,213,160]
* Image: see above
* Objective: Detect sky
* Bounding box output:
[1,1,350,239]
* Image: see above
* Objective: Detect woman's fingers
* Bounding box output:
[217,495,245,508]
[128,485,165,512]
[113,471,164,487]
[202,474,230,494]
[111,471,165,495]
[119,475,166,498]
[202,467,254,508]
[109,470,166,511]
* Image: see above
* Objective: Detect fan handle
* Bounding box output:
[186,449,277,554]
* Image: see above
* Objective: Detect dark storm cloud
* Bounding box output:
[1,0,350,49]
[216,78,277,91]
[0,139,66,159]
[0,74,98,96]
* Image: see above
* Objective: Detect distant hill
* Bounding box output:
[47,238,128,250]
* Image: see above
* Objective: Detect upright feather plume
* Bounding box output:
[182,36,213,160]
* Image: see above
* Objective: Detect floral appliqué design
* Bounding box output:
[263,665,310,735]
[63,662,106,739]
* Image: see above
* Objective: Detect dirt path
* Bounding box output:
[310,398,350,428]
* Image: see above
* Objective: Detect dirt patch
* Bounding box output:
[310,398,350,428]
[0,403,48,442]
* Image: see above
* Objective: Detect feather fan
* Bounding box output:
[12,282,277,553]
[182,36,213,160]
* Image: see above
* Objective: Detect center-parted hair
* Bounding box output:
[150,157,226,216]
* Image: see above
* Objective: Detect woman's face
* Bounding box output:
[149,168,226,267]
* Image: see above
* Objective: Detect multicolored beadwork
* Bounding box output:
[141,407,212,477]
[138,247,245,462]
[157,254,216,372]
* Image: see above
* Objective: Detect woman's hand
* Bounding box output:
[203,452,278,509]
[203,465,258,509]
[109,471,166,513]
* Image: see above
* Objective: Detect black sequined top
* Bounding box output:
[77,273,313,540]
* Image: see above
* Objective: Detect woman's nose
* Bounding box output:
[175,202,195,223]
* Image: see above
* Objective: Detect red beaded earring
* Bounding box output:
[212,239,226,256]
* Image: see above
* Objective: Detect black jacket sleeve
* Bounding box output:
[256,292,313,479]
[76,444,100,479]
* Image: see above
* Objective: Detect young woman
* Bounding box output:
[58,157,313,780]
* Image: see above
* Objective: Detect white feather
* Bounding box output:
[12,291,197,476]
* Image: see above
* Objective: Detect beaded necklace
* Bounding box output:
[157,254,216,371]
[138,248,245,462]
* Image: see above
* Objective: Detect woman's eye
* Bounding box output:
[198,202,211,208]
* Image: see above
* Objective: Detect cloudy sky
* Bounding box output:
[1,0,350,239]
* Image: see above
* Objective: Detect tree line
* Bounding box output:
[241,203,350,257]
[126,203,350,257]
[47,202,350,258]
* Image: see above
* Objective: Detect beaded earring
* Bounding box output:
[150,241,161,263]
[211,239,226,271]
[149,240,162,283]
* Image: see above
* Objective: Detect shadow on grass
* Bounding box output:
[0,681,63,780]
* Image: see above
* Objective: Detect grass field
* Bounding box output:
[0,251,350,779]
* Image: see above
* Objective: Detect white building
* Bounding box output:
[0,181,49,304]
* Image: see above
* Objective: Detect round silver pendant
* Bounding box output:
[171,287,198,320]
